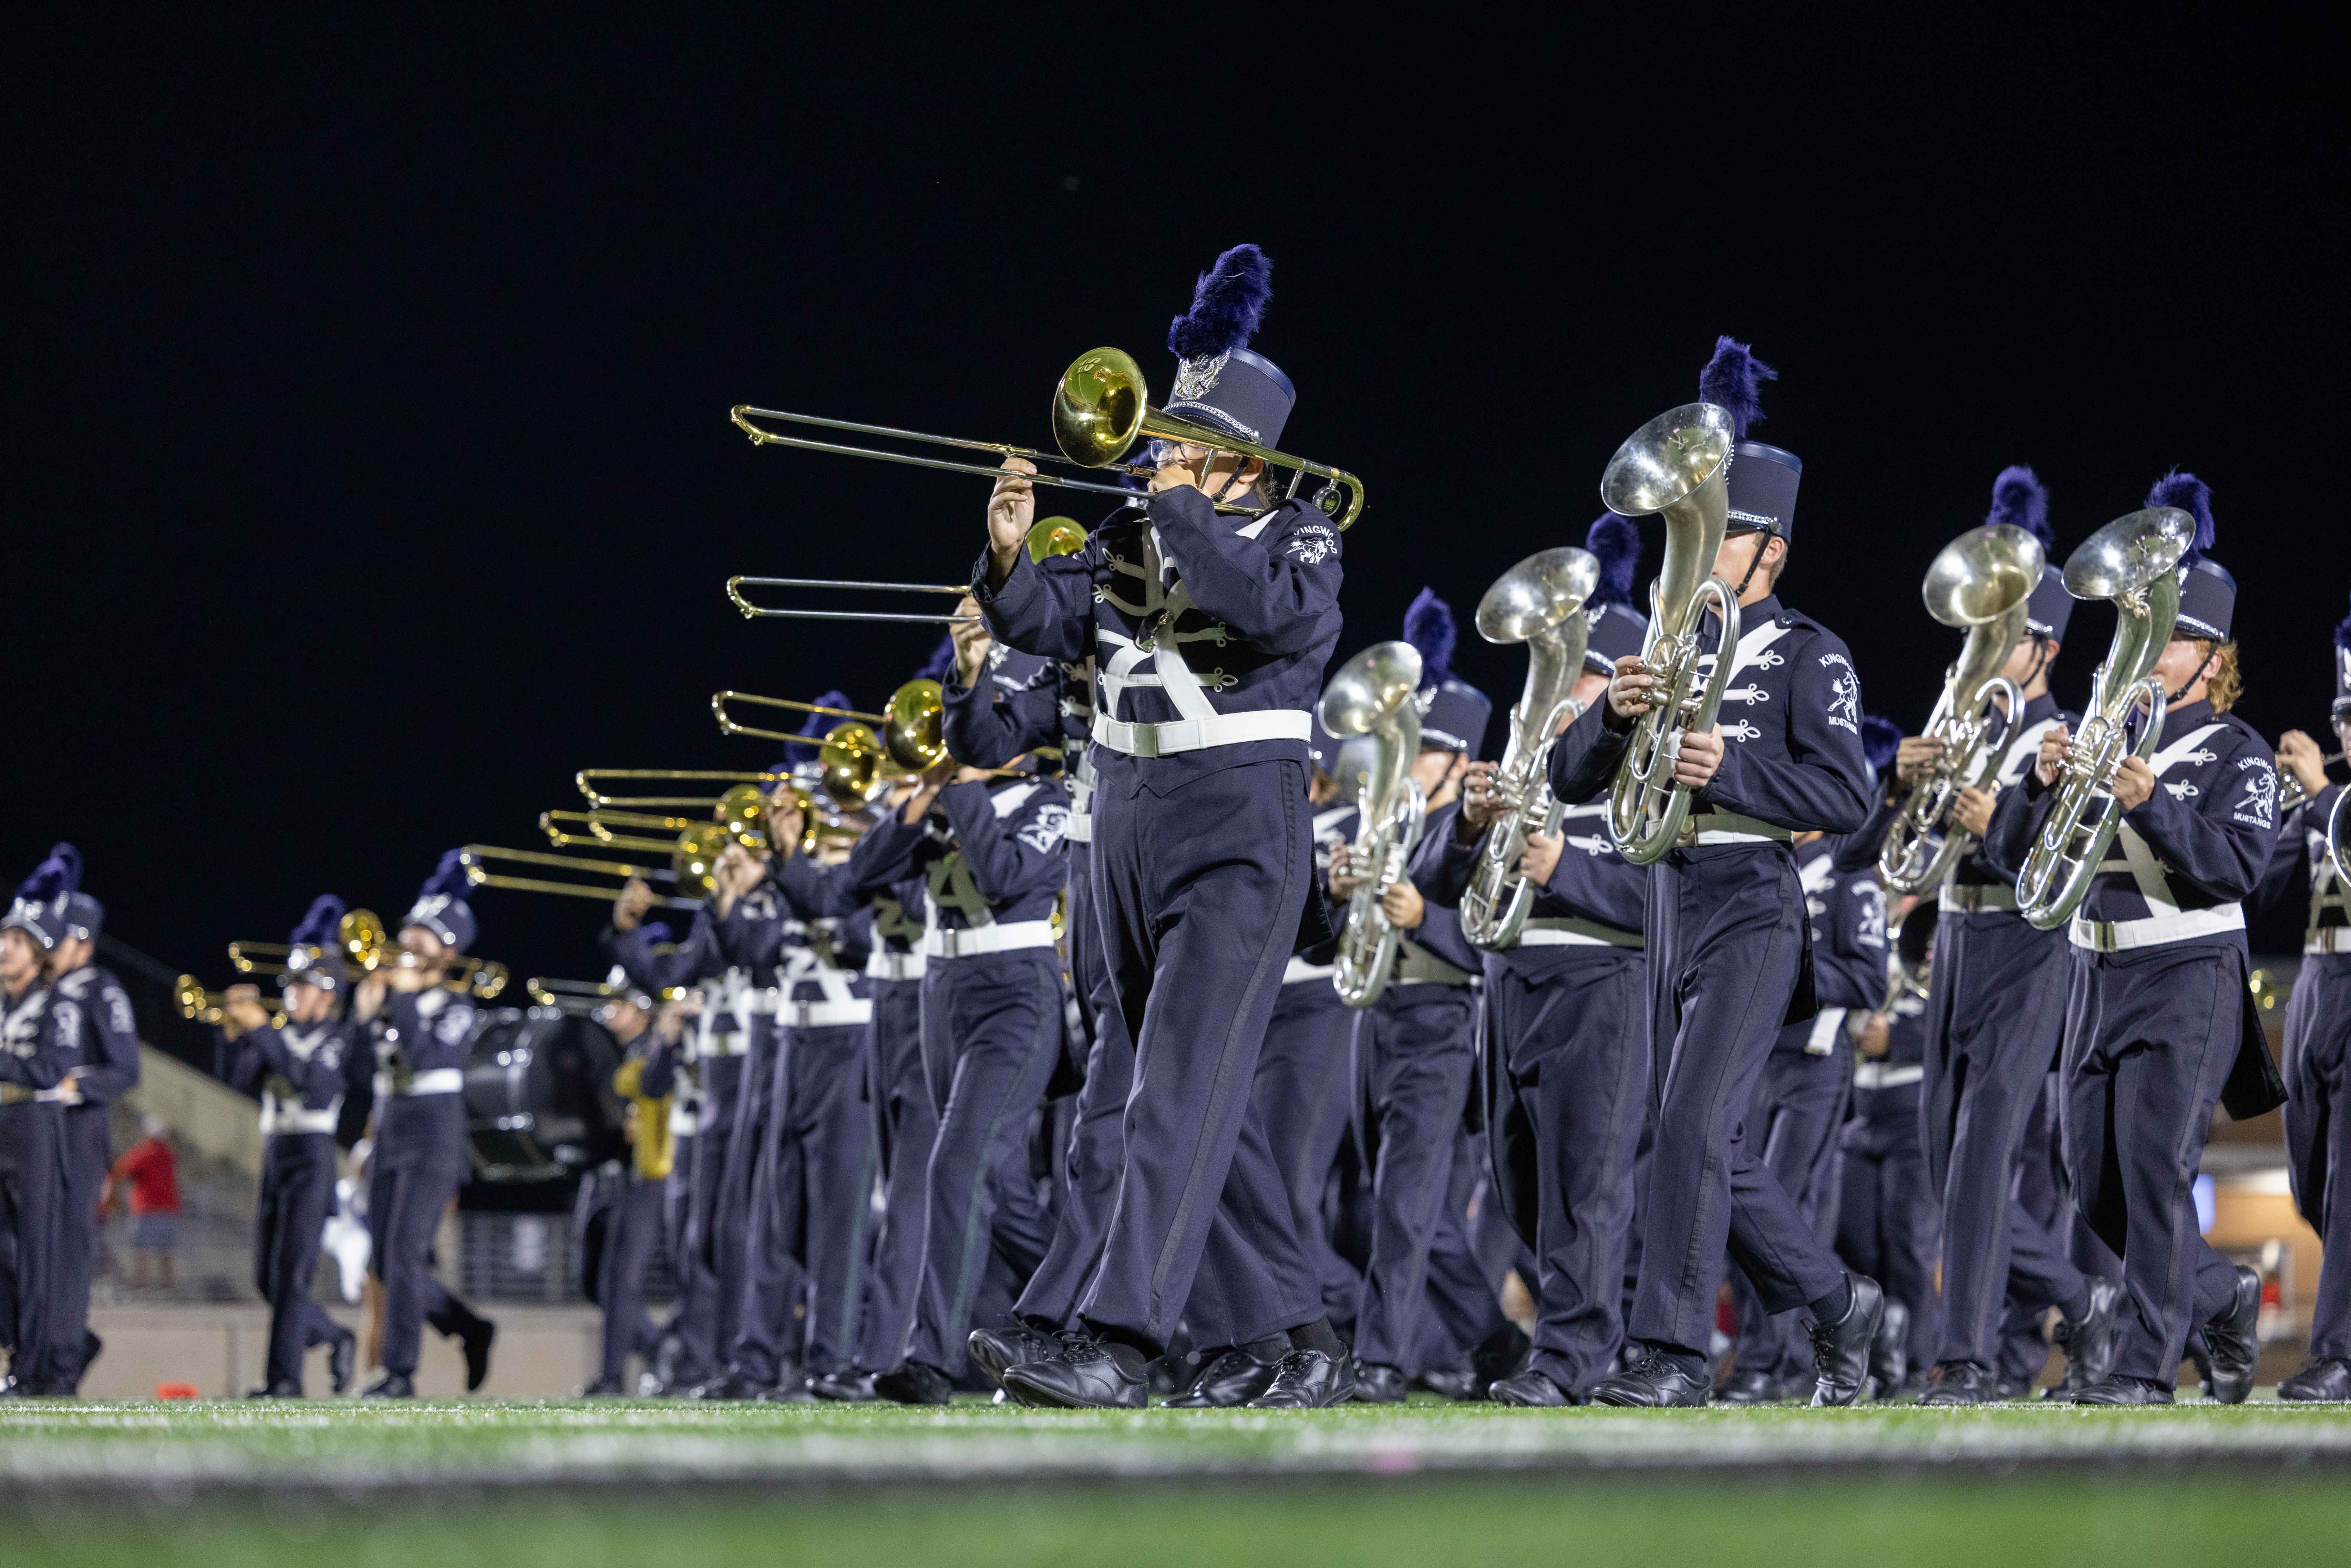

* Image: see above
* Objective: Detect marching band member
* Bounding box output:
[1715,718,1898,1402]
[218,895,360,1398]
[21,846,139,1395]
[0,857,74,1395]
[714,777,879,1400]
[848,750,1069,1405]
[1323,591,1489,1403]
[353,852,497,1398]
[979,245,1354,1411]
[1983,472,2276,1405]
[1898,468,2119,1405]
[580,985,686,1396]
[1426,516,1653,1408]
[2271,588,2351,1401]
[1548,339,1884,1408]
[1836,903,1941,1398]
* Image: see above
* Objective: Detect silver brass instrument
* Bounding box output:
[1877,525,2047,894]
[1462,548,1601,949]
[1600,403,1742,864]
[1321,641,1428,1008]
[2014,506,2198,931]
[2330,785,2351,888]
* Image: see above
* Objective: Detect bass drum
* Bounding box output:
[461,1007,627,1183]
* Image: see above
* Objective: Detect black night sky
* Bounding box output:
[12,12,2347,1005]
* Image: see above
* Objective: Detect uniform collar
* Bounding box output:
[2159,698,2217,742]
[2018,690,2060,727]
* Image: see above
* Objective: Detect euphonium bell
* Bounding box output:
[1320,641,1428,1008]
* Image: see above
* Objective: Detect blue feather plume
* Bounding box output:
[1167,244,1273,361]
[2335,588,2351,653]
[2145,469,2215,564]
[1403,588,1455,689]
[1861,714,1904,776]
[783,690,855,754]
[415,849,470,905]
[288,894,347,949]
[1585,513,1641,608]
[914,633,957,684]
[1698,335,1777,440]
[1986,465,2052,550]
[13,842,82,904]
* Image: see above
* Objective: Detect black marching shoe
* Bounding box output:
[577,1377,627,1398]
[359,1372,416,1399]
[1806,1275,1885,1408]
[2202,1265,2262,1405]
[969,1321,1062,1388]
[755,1364,816,1403]
[1592,1346,1714,1408]
[460,1320,496,1393]
[808,1369,879,1403]
[1165,1348,1283,1408]
[1489,1368,1574,1408]
[2278,1358,2351,1402]
[872,1360,954,1407]
[1350,1361,1409,1404]
[2051,1278,2122,1391]
[246,1381,303,1399]
[1710,1368,1777,1406]
[329,1332,356,1396]
[1001,1333,1149,1410]
[2072,1375,2174,1406]
[1247,1349,1356,1408]
[1867,1299,1909,1401]
[1917,1360,1999,1407]
[1414,1367,1484,1401]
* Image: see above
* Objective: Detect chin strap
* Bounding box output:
[2167,648,2220,706]
[1729,528,1776,600]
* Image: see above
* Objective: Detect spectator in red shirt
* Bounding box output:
[104,1115,180,1289]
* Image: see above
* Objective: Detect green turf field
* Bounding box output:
[4,1398,2346,1565]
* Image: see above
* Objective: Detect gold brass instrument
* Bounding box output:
[175,975,286,1028]
[1600,403,1743,864]
[1051,346,1364,528]
[713,681,948,775]
[732,403,1165,508]
[1320,641,1428,1008]
[526,976,691,1012]
[576,768,787,810]
[709,693,882,745]
[1026,516,1088,560]
[544,782,772,854]
[1878,525,2047,894]
[727,518,1086,623]
[228,910,509,1000]
[1461,548,1601,950]
[460,843,714,909]
[2015,506,2199,930]
[2279,750,2346,816]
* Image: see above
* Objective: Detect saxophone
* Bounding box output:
[1462,548,1600,949]
[1320,641,1428,1009]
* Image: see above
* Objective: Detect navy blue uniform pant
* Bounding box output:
[1730,1039,1853,1382]
[1923,910,2085,1369]
[1351,983,1478,1370]
[661,1130,715,1386]
[740,1022,873,1382]
[689,1053,747,1371]
[906,950,1063,1372]
[258,1131,344,1390]
[368,1094,484,1378]
[1245,975,1360,1334]
[1015,847,1136,1332]
[725,1026,803,1381]
[598,1175,668,1385]
[1410,1129,1509,1374]
[2284,953,2351,1361]
[1837,1081,1939,1374]
[1080,758,1320,1356]
[2060,940,2247,1386]
[0,1105,69,1389]
[1633,846,1848,1354]
[56,1107,109,1389]
[1486,944,1649,1395]
[853,978,933,1371]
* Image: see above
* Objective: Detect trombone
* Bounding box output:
[576,769,786,810]
[229,910,507,999]
[2280,750,2347,816]
[725,516,1090,623]
[460,844,712,909]
[525,976,692,1012]
[176,975,286,1029]
[713,682,949,775]
[733,344,1364,528]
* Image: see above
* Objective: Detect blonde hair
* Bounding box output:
[2195,638,2241,713]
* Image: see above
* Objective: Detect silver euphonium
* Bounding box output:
[1877,525,2047,894]
[2014,506,2199,930]
[1462,548,1601,950]
[1321,641,1428,1009]
[2329,785,2351,890]
[1600,404,1743,864]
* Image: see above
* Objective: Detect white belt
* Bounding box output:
[1853,1061,1924,1089]
[2306,928,2351,955]
[777,998,873,1028]
[1391,944,1477,988]
[866,950,928,982]
[1805,1006,1850,1057]
[0,1085,74,1105]
[1940,884,2020,915]
[1063,812,1094,843]
[1091,709,1312,758]
[263,1105,340,1136]
[1683,810,1793,846]
[699,1033,749,1057]
[375,1068,464,1097]
[2069,905,2245,953]
[922,920,1058,959]
[1283,956,1335,984]
[1518,916,1644,950]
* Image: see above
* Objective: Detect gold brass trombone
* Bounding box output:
[713,682,949,775]
[2279,750,2346,816]
[725,517,1089,624]
[175,975,286,1028]
[228,910,507,999]
[460,843,716,909]
[526,976,693,1012]
[576,769,787,810]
